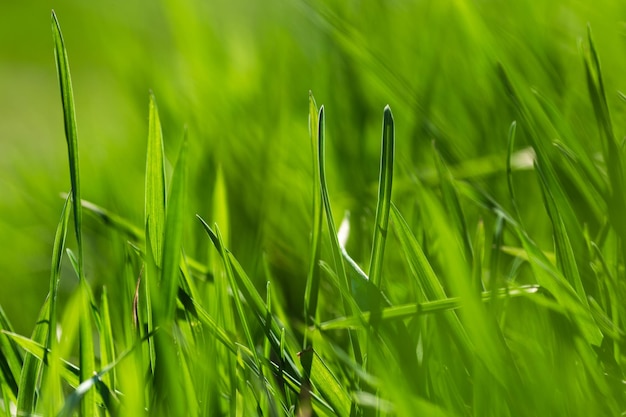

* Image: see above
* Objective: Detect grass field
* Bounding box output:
[2,1,626,416]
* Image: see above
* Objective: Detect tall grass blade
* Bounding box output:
[304,91,322,331]
[316,106,363,365]
[52,11,97,416]
[368,105,395,289]
[152,131,188,415]
[51,10,83,273]
[146,93,167,267]
[161,131,187,322]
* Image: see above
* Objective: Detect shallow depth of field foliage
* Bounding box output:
[2,1,626,416]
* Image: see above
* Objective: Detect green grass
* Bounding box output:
[2,2,626,416]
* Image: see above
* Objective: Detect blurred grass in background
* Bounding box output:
[0,0,624,343]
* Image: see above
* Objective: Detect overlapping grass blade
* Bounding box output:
[0,306,21,400]
[16,299,51,414]
[0,331,79,388]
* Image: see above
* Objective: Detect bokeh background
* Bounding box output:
[2,0,626,334]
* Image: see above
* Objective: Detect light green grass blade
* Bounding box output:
[99,287,116,392]
[304,91,322,331]
[151,132,188,415]
[42,193,71,415]
[368,105,395,289]
[51,10,83,274]
[298,349,350,417]
[161,132,187,321]
[318,285,541,330]
[534,162,587,302]
[146,93,166,267]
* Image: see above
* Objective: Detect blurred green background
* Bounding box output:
[2,0,625,334]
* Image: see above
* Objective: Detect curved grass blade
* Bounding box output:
[368,105,395,289]
[146,93,166,267]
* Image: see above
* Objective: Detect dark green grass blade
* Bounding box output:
[0,306,21,400]
[368,105,395,289]
[304,92,323,331]
[145,93,166,267]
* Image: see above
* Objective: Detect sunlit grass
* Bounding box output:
[1,3,626,417]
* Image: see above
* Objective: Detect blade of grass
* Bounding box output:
[151,131,188,415]
[52,11,96,416]
[318,285,541,330]
[368,105,395,289]
[304,91,323,333]
[145,93,166,267]
[316,106,363,367]
[1,331,80,387]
